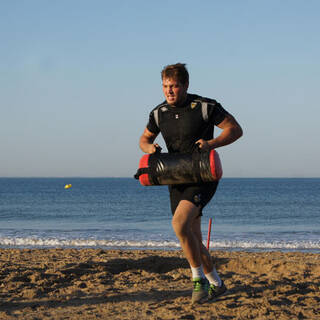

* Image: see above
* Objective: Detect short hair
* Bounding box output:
[161,63,189,85]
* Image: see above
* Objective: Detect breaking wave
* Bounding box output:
[1,237,319,252]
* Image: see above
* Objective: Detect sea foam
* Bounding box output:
[1,237,319,252]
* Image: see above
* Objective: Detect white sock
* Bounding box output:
[205,268,222,287]
[191,265,205,280]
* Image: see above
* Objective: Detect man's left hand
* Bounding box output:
[195,139,211,151]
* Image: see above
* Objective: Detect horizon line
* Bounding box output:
[1,176,319,179]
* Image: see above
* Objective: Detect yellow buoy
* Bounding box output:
[64,184,72,189]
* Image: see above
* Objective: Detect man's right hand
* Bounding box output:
[145,143,161,154]
[139,128,160,154]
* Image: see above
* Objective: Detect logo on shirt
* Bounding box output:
[194,194,201,204]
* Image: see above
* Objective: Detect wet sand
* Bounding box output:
[0,249,319,319]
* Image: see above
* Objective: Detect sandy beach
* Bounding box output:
[0,249,319,319]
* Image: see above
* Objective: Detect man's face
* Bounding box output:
[162,77,188,106]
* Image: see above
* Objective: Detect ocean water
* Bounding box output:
[0,178,319,252]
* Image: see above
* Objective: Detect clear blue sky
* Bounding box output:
[1,0,319,177]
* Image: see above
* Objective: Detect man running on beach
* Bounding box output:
[139,63,243,304]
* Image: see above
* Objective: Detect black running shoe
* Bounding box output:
[191,278,209,304]
[208,280,227,300]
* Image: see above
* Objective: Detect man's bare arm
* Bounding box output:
[139,128,160,154]
[196,115,243,150]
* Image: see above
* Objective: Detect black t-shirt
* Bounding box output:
[146,94,229,154]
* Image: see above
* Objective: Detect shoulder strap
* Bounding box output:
[201,102,208,122]
[194,99,209,122]
[153,105,168,128]
[153,109,159,128]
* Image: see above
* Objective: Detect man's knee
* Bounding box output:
[171,201,199,237]
[171,215,189,237]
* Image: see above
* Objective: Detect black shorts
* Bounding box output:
[168,181,219,216]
